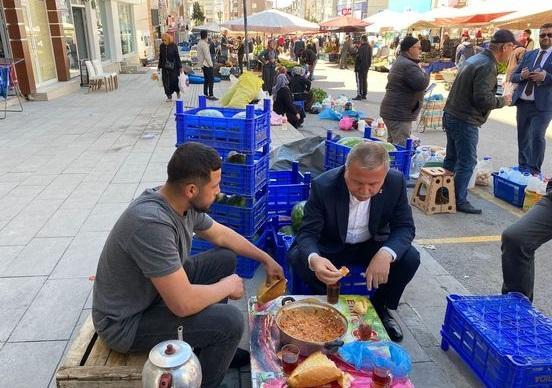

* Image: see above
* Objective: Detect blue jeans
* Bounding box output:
[516,100,552,174]
[442,112,479,206]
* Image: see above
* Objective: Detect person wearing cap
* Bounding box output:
[379,36,430,147]
[443,29,516,214]
[510,23,552,175]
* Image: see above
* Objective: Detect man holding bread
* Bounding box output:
[288,142,420,341]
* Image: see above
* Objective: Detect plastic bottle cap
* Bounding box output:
[483,157,492,160]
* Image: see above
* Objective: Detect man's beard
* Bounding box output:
[190,196,211,213]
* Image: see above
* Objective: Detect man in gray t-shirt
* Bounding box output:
[92,143,283,388]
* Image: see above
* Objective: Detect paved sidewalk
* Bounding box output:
[0,66,484,388]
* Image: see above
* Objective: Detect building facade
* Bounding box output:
[1,0,151,97]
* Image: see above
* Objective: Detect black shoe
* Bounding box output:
[209,96,219,101]
[375,306,403,342]
[457,202,482,214]
[352,96,362,101]
[229,348,250,368]
[361,96,367,100]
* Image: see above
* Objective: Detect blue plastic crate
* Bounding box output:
[209,188,268,237]
[220,146,270,196]
[492,173,527,208]
[324,128,413,178]
[271,217,295,279]
[267,162,311,216]
[190,226,270,278]
[175,96,271,153]
[441,293,552,387]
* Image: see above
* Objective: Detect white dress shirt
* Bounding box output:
[308,192,397,270]
[520,47,552,101]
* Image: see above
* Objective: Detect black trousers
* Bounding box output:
[202,66,214,97]
[502,196,552,301]
[355,70,368,97]
[288,240,420,310]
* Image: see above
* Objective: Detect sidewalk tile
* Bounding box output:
[142,162,168,182]
[0,277,46,341]
[37,174,86,200]
[61,181,110,209]
[410,361,454,387]
[0,237,72,276]
[0,341,66,388]
[0,172,32,183]
[0,182,18,198]
[80,203,128,232]
[50,231,108,278]
[37,208,92,237]
[10,278,91,341]
[19,174,58,187]
[98,183,139,204]
[0,245,24,272]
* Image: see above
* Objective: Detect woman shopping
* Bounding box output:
[158,33,183,101]
[273,72,304,129]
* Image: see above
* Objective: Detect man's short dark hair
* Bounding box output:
[167,142,221,187]
[524,29,531,35]
[541,23,552,30]
[361,35,368,43]
[200,30,208,39]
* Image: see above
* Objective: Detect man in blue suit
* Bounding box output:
[511,23,552,175]
[288,142,420,342]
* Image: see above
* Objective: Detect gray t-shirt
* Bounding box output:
[92,188,213,353]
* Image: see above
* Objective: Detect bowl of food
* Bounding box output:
[275,297,347,356]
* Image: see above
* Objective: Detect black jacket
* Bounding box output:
[158,43,182,71]
[289,75,311,96]
[355,43,372,73]
[444,49,504,126]
[380,53,430,122]
[273,86,298,117]
[302,49,317,65]
[293,167,415,261]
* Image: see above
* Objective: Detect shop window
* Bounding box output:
[96,0,111,60]
[118,3,135,55]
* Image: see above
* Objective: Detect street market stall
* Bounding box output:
[222,9,319,34]
[492,5,552,30]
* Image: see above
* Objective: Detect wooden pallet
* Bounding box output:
[56,315,147,387]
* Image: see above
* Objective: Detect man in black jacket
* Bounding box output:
[353,35,372,101]
[443,29,515,214]
[288,142,420,341]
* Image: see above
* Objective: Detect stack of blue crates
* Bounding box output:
[441,293,552,387]
[175,96,272,278]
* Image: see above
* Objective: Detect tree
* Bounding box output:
[192,2,205,25]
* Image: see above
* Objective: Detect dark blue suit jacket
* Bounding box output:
[294,166,415,261]
[511,48,552,112]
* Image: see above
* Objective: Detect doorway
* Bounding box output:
[72,7,89,63]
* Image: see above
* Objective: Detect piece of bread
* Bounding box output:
[257,278,287,304]
[339,266,350,277]
[287,351,343,387]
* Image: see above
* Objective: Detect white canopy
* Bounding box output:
[493,4,552,29]
[364,10,422,32]
[221,9,319,34]
[192,22,223,33]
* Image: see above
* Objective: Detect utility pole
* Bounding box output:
[243,0,249,70]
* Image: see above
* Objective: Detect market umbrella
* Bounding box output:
[221,9,319,34]
[191,22,223,33]
[364,10,422,32]
[433,0,519,26]
[493,5,552,30]
[408,7,465,29]
[320,15,369,32]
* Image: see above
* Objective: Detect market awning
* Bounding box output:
[320,15,369,32]
[432,0,518,26]
[191,22,224,33]
[493,5,552,30]
[364,10,422,32]
[221,9,319,34]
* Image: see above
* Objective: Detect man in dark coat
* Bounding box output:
[380,36,430,146]
[288,142,420,342]
[352,35,372,101]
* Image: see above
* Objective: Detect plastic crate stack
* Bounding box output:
[324,128,414,178]
[175,96,272,278]
[441,293,552,387]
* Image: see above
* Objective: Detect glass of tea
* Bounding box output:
[327,282,340,304]
[281,344,300,375]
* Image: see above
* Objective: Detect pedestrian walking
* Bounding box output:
[340,35,352,69]
[197,30,217,100]
[380,36,429,146]
[352,35,372,101]
[501,181,552,302]
[294,36,305,61]
[261,40,278,95]
[455,34,477,67]
[443,29,516,214]
[510,23,552,175]
[237,36,245,74]
[302,44,317,81]
[158,33,182,102]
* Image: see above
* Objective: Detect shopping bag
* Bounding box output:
[178,73,189,94]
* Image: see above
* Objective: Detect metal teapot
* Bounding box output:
[142,339,202,388]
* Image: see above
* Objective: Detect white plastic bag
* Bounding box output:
[178,73,189,94]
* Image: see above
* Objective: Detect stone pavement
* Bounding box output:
[0,62,510,388]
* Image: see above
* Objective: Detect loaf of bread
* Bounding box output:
[287,351,343,387]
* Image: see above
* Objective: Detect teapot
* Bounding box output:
[142,339,202,388]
